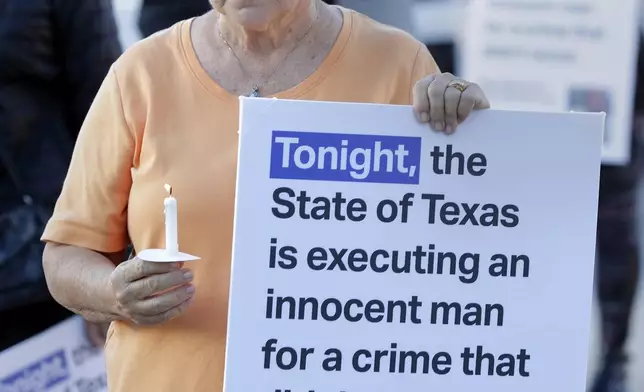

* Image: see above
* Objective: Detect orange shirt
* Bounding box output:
[42,7,439,392]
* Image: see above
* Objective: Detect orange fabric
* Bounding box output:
[42,7,439,392]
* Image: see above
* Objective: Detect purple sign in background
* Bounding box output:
[269,130,422,184]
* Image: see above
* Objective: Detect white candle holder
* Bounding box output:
[137,248,200,263]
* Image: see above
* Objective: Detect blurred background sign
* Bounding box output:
[412,0,468,44]
[460,0,641,165]
[0,317,107,392]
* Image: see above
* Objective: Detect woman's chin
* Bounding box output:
[234,8,276,30]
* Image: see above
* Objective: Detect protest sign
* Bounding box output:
[0,316,107,392]
[224,97,604,391]
[459,0,640,165]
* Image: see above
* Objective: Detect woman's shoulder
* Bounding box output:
[111,20,189,86]
[344,8,425,59]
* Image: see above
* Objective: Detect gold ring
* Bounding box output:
[447,80,470,93]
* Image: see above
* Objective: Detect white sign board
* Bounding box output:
[0,316,107,392]
[224,97,603,391]
[459,0,640,165]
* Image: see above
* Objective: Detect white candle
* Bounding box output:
[164,184,179,255]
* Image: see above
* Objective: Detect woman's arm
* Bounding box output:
[43,243,124,323]
[40,55,196,326]
[43,242,196,325]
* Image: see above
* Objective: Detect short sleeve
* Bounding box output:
[41,67,134,253]
[409,43,441,102]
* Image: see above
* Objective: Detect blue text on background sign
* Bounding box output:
[0,350,69,392]
[269,131,422,184]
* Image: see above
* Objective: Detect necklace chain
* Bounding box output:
[218,1,320,97]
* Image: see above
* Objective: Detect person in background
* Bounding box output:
[588,35,644,392]
[0,0,121,350]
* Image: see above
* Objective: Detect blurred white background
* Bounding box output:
[112,0,142,48]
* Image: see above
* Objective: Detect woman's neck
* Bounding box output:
[218,0,319,54]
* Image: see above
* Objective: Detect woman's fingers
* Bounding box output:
[130,284,195,317]
[133,296,195,326]
[412,74,435,123]
[123,268,194,301]
[427,74,451,131]
[412,72,491,134]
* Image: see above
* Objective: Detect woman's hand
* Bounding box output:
[109,258,195,326]
[413,72,490,134]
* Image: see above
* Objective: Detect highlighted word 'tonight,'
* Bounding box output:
[269,131,421,184]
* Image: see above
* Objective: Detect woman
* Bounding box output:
[41,0,489,391]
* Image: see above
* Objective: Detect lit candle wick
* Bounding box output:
[164,183,173,196]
